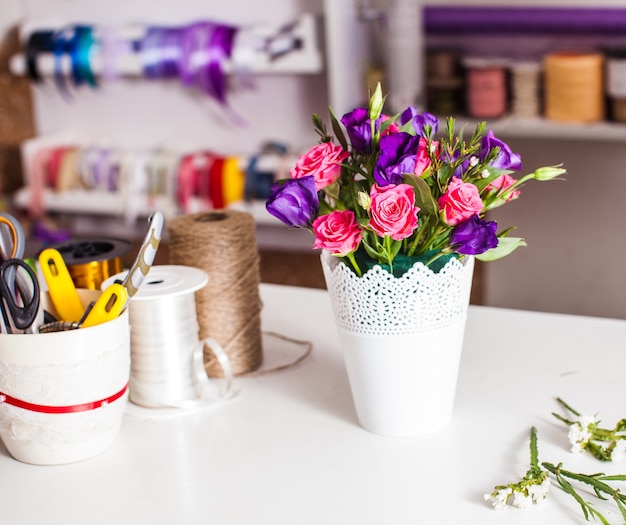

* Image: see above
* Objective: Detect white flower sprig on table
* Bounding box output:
[484,426,550,510]
[553,397,626,461]
[486,427,626,524]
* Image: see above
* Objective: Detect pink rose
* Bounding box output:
[486,174,520,202]
[414,137,438,177]
[290,142,349,191]
[312,210,363,255]
[438,178,484,225]
[369,183,419,241]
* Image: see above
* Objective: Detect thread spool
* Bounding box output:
[464,57,508,119]
[167,210,263,377]
[426,50,463,115]
[50,238,132,290]
[103,265,232,409]
[605,48,626,122]
[544,52,604,122]
[510,61,541,118]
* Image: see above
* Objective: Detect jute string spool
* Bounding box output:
[544,52,604,122]
[168,210,263,377]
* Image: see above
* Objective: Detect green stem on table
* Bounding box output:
[542,461,626,524]
[556,397,582,417]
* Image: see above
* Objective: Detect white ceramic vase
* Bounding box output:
[321,251,474,437]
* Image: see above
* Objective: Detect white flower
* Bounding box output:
[469,156,479,167]
[612,440,626,461]
[568,414,596,451]
[570,441,584,454]
[528,480,550,504]
[579,414,597,428]
[512,489,533,509]
[484,487,512,510]
[481,169,490,178]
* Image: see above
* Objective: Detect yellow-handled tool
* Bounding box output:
[38,248,84,323]
[81,283,128,328]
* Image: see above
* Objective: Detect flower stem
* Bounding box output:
[384,236,394,273]
[542,461,626,524]
[345,251,362,277]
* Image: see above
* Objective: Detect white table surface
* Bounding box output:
[1,283,625,524]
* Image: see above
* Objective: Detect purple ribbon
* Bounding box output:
[201,24,237,105]
[140,21,239,112]
[425,7,626,35]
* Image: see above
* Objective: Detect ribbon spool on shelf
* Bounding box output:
[426,50,463,115]
[463,57,508,119]
[510,61,542,118]
[48,237,132,290]
[605,48,626,122]
[544,52,604,122]
[167,210,263,377]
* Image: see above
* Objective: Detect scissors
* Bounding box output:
[0,258,41,334]
[120,211,164,298]
[0,214,42,333]
[80,211,163,328]
[0,212,25,262]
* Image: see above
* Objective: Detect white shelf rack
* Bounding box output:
[9,14,322,78]
[450,116,626,142]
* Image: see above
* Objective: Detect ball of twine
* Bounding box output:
[167,210,263,377]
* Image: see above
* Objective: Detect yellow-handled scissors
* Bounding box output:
[80,283,128,328]
[38,248,84,323]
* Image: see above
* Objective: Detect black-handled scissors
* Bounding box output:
[0,258,41,334]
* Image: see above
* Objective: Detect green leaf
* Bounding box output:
[324,180,340,201]
[399,120,417,135]
[404,173,438,216]
[390,239,402,258]
[328,106,349,151]
[312,113,330,142]
[362,237,382,261]
[476,237,527,262]
[472,166,508,192]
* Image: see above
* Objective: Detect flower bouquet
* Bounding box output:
[266,83,564,275]
[265,84,565,436]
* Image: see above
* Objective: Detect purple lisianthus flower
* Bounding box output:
[266,176,319,228]
[374,132,421,186]
[341,107,374,154]
[400,107,438,137]
[450,214,498,255]
[480,131,522,171]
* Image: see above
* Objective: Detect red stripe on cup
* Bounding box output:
[0,383,128,414]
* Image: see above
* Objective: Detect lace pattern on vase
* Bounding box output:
[321,251,474,336]
[0,343,129,444]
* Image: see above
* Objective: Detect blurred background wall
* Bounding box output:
[2,0,626,319]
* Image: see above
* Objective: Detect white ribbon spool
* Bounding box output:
[103,265,233,415]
